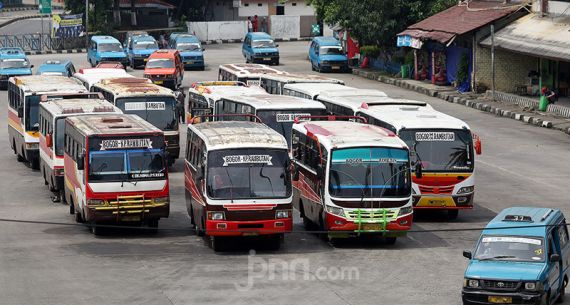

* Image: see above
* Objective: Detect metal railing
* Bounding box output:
[0,34,86,51]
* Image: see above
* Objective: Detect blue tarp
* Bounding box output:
[446,46,472,92]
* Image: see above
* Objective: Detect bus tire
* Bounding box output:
[384,237,397,245]
[447,210,459,220]
[195,215,205,236]
[210,236,225,252]
[69,200,74,215]
[90,222,101,236]
[17,146,25,162]
[42,167,48,185]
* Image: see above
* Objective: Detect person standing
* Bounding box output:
[247,17,253,32]
[175,90,186,124]
[252,15,259,32]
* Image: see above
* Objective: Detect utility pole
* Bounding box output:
[85,0,89,48]
[491,24,495,101]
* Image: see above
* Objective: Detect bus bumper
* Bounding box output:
[413,193,474,209]
[85,203,169,223]
[462,289,543,305]
[325,213,413,237]
[205,218,292,237]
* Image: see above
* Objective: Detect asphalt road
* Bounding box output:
[0,17,53,35]
[1,41,569,305]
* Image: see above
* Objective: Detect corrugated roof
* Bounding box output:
[399,1,522,44]
[480,13,570,62]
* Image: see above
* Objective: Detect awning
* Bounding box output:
[398,1,521,47]
[480,14,570,62]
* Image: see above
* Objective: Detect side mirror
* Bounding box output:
[316,163,324,178]
[473,133,482,155]
[17,106,23,118]
[549,254,561,263]
[202,48,206,51]
[463,250,472,259]
[275,44,279,48]
[77,154,85,171]
[415,162,423,179]
[30,65,34,69]
[46,133,53,148]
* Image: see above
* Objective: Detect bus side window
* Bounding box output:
[320,145,328,166]
[292,130,300,160]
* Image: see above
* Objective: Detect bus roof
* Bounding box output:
[293,120,408,150]
[360,104,470,131]
[222,94,326,111]
[189,81,268,103]
[40,99,121,117]
[219,63,285,76]
[261,72,344,85]
[11,75,87,94]
[283,82,355,99]
[317,90,421,112]
[190,121,288,151]
[94,77,175,97]
[73,69,133,88]
[66,114,161,136]
[483,207,562,237]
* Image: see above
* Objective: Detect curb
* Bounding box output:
[353,69,569,136]
[202,37,310,45]
[25,49,87,55]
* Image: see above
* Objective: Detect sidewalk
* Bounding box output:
[353,68,570,136]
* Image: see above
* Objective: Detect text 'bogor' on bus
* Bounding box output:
[64,114,170,235]
[185,119,292,251]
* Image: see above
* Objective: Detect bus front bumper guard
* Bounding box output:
[205,218,292,237]
[85,195,170,222]
[325,210,413,236]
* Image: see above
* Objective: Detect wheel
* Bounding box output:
[557,280,566,303]
[90,222,101,235]
[43,169,48,186]
[384,237,397,245]
[311,62,316,71]
[17,147,25,162]
[194,214,205,236]
[447,210,459,220]
[541,292,551,305]
[69,201,74,215]
[199,66,205,71]
[89,58,95,68]
[210,236,225,252]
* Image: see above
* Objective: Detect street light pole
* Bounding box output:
[85,0,89,48]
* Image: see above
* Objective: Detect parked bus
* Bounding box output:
[292,117,414,244]
[73,67,133,90]
[358,104,482,219]
[186,81,268,123]
[282,82,354,100]
[185,120,291,251]
[215,94,326,147]
[7,75,96,169]
[313,88,390,115]
[260,73,345,95]
[64,114,169,234]
[91,77,180,165]
[218,63,285,86]
[38,99,122,203]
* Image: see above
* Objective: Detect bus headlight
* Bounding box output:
[326,205,344,217]
[398,206,413,216]
[276,210,290,219]
[207,211,225,220]
[457,186,474,194]
[464,278,479,288]
[153,197,169,204]
[87,199,105,206]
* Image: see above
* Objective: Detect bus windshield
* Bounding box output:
[207,149,291,200]
[25,95,40,131]
[398,129,474,172]
[116,97,177,131]
[256,109,324,148]
[329,147,411,198]
[88,149,166,182]
[55,118,65,156]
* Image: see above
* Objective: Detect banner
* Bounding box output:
[52,14,85,38]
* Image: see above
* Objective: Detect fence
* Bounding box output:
[0,34,86,52]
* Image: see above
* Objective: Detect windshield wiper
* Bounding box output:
[478,255,517,261]
[224,166,235,203]
[258,163,275,197]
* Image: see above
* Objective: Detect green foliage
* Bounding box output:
[65,0,114,33]
[456,52,470,84]
[360,45,380,58]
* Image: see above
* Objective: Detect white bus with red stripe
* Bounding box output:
[73,67,134,90]
[291,117,413,244]
[185,120,291,251]
[64,114,169,235]
[218,63,285,86]
[38,99,122,203]
[7,75,98,170]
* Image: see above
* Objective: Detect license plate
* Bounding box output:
[263,58,271,61]
[361,224,382,231]
[243,232,259,236]
[429,199,446,205]
[332,66,340,70]
[185,61,193,64]
[122,215,141,222]
[153,80,163,84]
[488,296,512,304]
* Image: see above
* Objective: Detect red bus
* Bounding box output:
[185,120,292,251]
[64,114,169,235]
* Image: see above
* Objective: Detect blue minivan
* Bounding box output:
[462,207,569,305]
[308,36,349,72]
[36,60,76,76]
[126,34,159,69]
[242,32,279,65]
[170,34,205,70]
[87,36,129,68]
[0,47,33,90]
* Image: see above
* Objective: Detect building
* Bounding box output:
[478,0,570,99]
[397,1,526,92]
